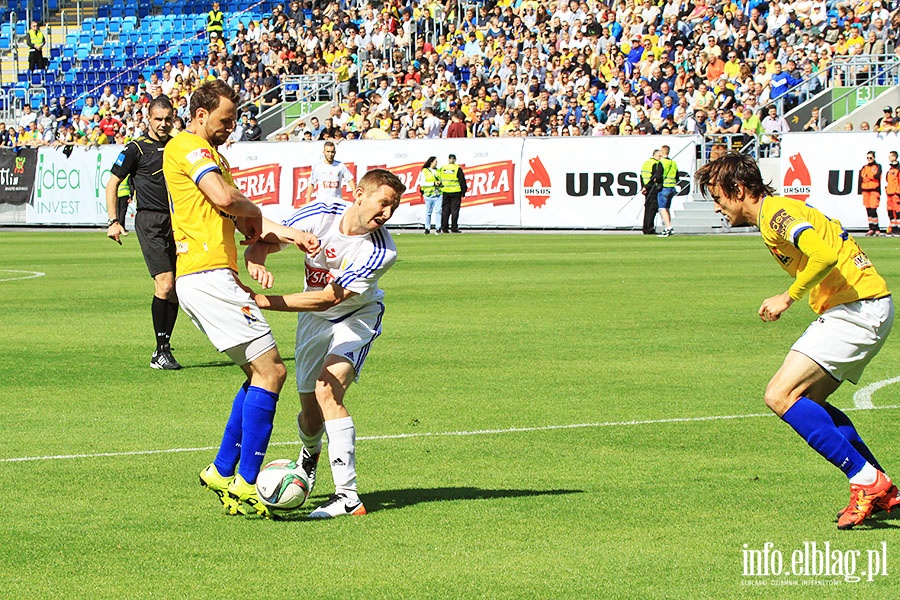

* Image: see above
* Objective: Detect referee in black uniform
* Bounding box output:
[105,96,182,370]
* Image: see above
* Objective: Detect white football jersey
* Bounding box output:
[282,201,396,320]
[309,159,354,201]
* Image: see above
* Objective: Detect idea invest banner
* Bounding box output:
[26,145,121,224]
[779,132,899,230]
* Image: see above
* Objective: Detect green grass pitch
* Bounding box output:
[2,230,900,598]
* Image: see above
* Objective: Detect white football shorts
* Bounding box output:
[176,268,275,363]
[294,301,384,392]
[792,296,894,384]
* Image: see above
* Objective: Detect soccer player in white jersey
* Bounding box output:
[306,140,355,205]
[246,169,406,518]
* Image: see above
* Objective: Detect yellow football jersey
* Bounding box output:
[163,131,238,277]
[758,196,889,313]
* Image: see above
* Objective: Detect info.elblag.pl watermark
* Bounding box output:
[741,541,888,585]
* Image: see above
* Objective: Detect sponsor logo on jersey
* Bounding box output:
[853,252,873,270]
[231,163,282,205]
[325,247,337,259]
[769,246,791,265]
[783,153,812,202]
[523,156,552,208]
[769,208,796,238]
[305,264,334,288]
[186,147,214,165]
[240,306,260,325]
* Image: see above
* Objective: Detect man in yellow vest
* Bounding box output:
[439,153,467,233]
[640,148,663,235]
[656,144,678,237]
[206,1,224,41]
[26,21,46,72]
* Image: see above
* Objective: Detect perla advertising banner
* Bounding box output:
[224,138,523,227]
[779,132,900,231]
[332,138,523,227]
[26,145,122,224]
[519,136,698,228]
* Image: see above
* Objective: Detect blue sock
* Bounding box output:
[782,397,868,478]
[237,386,279,484]
[823,403,883,472]
[213,381,249,477]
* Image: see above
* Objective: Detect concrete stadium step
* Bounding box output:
[672,200,726,234]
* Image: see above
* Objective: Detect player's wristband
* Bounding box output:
[107,218,119,227]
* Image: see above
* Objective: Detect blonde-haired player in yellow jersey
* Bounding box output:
[695,152,897,529]
[164,80,319,517]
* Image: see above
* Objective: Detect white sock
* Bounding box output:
[325,416,357,497]
[849,462,878,486]
[297,413,323,454]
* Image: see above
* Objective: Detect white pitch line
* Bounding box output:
[853,376,900,409]
[0,269,45,282]
[4,404,900,464]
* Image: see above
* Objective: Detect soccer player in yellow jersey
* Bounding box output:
[164,80,319,517]
[696,152,898,529]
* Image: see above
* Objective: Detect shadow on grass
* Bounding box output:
[183,356,295,370]
[271,487,584,521]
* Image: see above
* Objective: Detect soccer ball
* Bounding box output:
[255,459,311,511]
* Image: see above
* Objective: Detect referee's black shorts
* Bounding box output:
[134,210,176,278]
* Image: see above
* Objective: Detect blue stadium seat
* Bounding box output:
[114,57,125,69]
[93,33,105,47]
[97,5,110,18]
[62,45,75,59]
[66,32,78,45]
[50,46,61,59]
[108,19,121,35]
[83,17,95,31]
[76,44,91,60]
[125,6,137,18]
[15,20,26,35]
[0,35,9,50]
[95,19,108,34]
[30,71,44,86]
[17,72,27,84]
[78,32,91,45]
[110,6,124,19]
[63,70,75,83]
[122,19,136,33]
[44,72,56,85]
[101,58,113,71]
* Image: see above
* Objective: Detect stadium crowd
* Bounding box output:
[2,0,899,147]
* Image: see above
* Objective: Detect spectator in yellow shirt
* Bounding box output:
[723,51,742,81]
